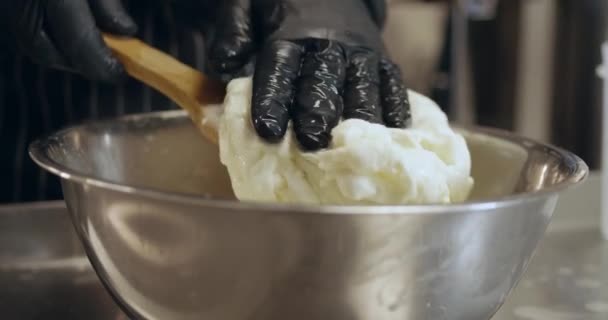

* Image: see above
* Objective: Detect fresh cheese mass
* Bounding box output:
[218,78,474,205]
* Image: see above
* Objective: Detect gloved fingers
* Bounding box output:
[87,0,137,36]
[252,0,285,39]
[21,31,69,70]
[46,0,126,83]
[208,0,256,76]
[379,58,411,128]
[11,3,67,69]
[343,49,382,123]
[252,40,303,142]
[293,40,346,150]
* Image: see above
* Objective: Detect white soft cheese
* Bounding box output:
[218,78,473,205]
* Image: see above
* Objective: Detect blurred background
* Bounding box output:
[384,0,608,169]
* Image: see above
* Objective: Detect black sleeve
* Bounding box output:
[362,0,387,29]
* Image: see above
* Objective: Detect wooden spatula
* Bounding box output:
[102,34,224,144]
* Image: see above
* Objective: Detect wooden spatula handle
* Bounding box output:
[103,33,224,143]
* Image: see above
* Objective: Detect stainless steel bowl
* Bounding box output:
[30,110,587,320]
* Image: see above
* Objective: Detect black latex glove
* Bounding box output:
[207,0,411,151]
[197,0,283,80]
[0,0,138,82]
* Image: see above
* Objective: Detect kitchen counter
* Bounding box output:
[0,175,606,320]
[493,173,608,320]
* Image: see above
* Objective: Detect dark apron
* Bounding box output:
[0,2,207,203]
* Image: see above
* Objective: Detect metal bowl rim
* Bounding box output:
[28,110,589,215]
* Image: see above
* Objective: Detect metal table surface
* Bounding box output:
[0,175,606,320]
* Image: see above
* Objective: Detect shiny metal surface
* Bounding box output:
[0,202,127,320]
[29,111,587,320]
[495,230,608,320]
[494,173,608,319]
[2,176,606,319]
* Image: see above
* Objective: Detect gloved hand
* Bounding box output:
[196,0,283,80]
[207,0,412,151]
[0,0,137,82]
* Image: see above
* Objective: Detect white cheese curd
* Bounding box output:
[218,78,473,205]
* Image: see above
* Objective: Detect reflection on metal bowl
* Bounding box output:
[30,110,587,320]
